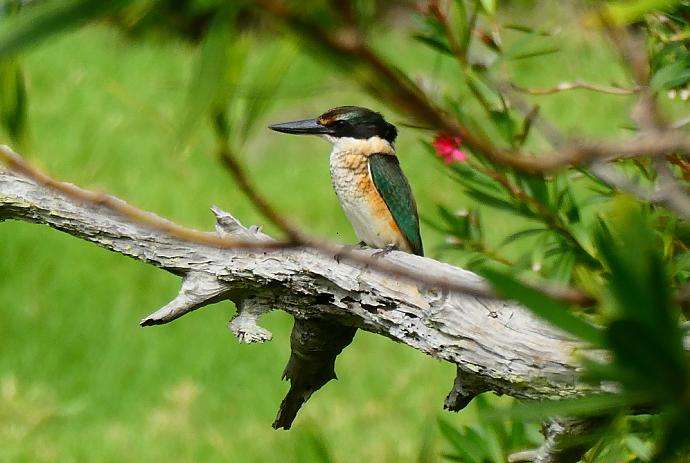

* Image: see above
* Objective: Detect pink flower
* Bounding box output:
[432,133,467,164]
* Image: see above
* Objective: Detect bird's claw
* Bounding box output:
[372,244,396,258]
[334,242,367,263]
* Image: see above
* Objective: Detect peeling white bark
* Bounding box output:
[0,167,596,401]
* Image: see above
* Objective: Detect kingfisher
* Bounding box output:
[269,106,423,257]
[267,106,423,430]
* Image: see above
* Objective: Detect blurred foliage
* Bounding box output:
[0,0,27,148]
[439,395,542,462]
[2,0,690,461]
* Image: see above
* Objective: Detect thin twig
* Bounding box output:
[508,450,537,463]
[589,161,690,220]
[499,81,567,148]
[511,81,638,96]
[603,20,664,132]
[430,1,468,67]
[0,145,292,251]
[218,145,304,242]
[514,132,690,172]
[671,116,690,130]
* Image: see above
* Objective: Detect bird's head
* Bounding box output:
[269,106,397,148]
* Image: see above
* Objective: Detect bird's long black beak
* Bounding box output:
[268,118,333,135]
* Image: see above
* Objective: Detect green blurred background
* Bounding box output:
[0,3,636,461]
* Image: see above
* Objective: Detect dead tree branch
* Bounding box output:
[509,417,606,463]
[0,165,601,405]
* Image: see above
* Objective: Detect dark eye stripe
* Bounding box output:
[317,106,397,142]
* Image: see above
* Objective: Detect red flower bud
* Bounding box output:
[432,133,467,164]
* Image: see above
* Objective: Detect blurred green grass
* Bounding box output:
[0,11,640,462]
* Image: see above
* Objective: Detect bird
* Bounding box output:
[267,106,423,430]
[269,105,423,257]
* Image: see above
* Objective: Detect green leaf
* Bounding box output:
[466,252,490,269]
[0,58,27,146]
[413,13,453,56]
[465,69,502,113]
[503,24,552,36]
[494,393,647,421]
[463,427,494,462]
[475,397,510,463]
[650,60,690,91]
[595,209,672,328]
[449,161,503,195]
[653,405,690,460]
[567,223,596,259]
[555,183,581,224]
[606,320,687,397]
[530,233,549,273]
[481,268,603,345]
[604,0,683,26]
[497,228,547,249]
[624,435,652,461]
[594,201,690,402]
[519,173,549,207]
[479,0,496,15]
[0,0,130,58]
[437,205,479,241]
[515,105,538,147]
[549,249,576,283]
[178,8,241,146]
[508,46,559,60]
[440,454,464,462]
[416,419,436,463]
[237,40,297,143]
[489,110,516,146]
[412,34,454,56]
[465,189,516,214]
[484,393,646,423]
[454,0,478,56]
[438,419,483,463]
[673,251,690,273]
[300,428,333,463]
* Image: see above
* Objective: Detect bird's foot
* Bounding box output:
[334,242,368,263]
[372,244,396,258]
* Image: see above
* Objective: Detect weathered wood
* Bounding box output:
[273,318,357,430]
[509,417,607,463]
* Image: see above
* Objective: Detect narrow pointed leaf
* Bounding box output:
[0,58,27,146]
[484,393,646,422]
[0,0,130,58]
[178,9,240,146]
[479,0,496,15]
[497,228,547,249]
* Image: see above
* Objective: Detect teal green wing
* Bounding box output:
[368,154,424,256]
